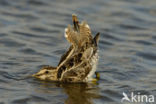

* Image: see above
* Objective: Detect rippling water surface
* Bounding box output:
[0,0,156,104]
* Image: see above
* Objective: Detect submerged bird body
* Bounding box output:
[33,14,100,82]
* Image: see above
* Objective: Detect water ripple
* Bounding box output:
[12,31,53,39]
[0,1,10,6]
[29,27,60,33]
[134,40,153,45]
[2,12,38,20]
[136,51,156,61]
[0,38,25,47]
[12,95,49,104]
[0,33,7,37]
[27,0,48,6]
[19,48,42,55]
[118,24,147,30]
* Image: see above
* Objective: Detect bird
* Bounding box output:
[32,14,100,82]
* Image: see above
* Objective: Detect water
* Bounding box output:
[0,0,156,104]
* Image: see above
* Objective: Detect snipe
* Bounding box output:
[33,14,100,82]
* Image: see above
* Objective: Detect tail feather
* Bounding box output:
[65,25,79,47]
[80,21,91,36]
[72,14,80,32]
[65,14,92,48]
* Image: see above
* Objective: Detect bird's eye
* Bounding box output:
[45,71,49,74]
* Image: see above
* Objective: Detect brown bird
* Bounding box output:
[32,14,100,82]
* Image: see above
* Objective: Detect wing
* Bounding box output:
[58,45,73,66]
[61,61,92,82]
[57,52,82,79]
[57,48,93,81]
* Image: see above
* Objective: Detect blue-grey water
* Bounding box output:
[0,0,156,104]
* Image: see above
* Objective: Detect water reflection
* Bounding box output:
[62,83,101,104]
[32,80,102,104]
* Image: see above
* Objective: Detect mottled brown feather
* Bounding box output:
[33,14,100,82]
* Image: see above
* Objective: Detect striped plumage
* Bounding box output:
[33,14,100,82]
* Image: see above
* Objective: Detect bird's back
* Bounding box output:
[32,14,100,82]
[57,14,100,82]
